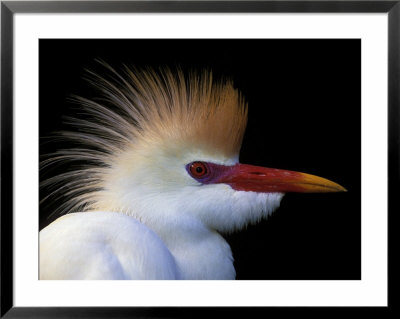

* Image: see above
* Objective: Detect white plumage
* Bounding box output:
[40,212,179,279]
[40,64,345,280]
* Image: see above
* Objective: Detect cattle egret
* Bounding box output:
[40,64,346,280]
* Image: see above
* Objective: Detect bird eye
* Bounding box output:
[189,162,209,178]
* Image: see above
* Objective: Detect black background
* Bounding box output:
[39,39,360,280]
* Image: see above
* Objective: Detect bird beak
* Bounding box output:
[218,163,347,193]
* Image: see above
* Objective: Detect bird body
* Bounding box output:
[40,65,346,280]
[40,191,283,280]
[40,212,179,279]
[40,211,236,279]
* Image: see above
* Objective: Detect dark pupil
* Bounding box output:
[196,166,203,174]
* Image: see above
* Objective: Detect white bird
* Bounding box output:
[39,64,346,280]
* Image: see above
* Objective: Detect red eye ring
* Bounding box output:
[189,162,208,178]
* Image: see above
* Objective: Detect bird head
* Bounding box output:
[41,63,346,233]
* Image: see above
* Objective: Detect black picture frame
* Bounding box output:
[1,1,397,318]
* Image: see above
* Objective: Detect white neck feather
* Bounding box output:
[150,217,236,279]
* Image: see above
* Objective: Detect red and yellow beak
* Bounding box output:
[218,163,346,193]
